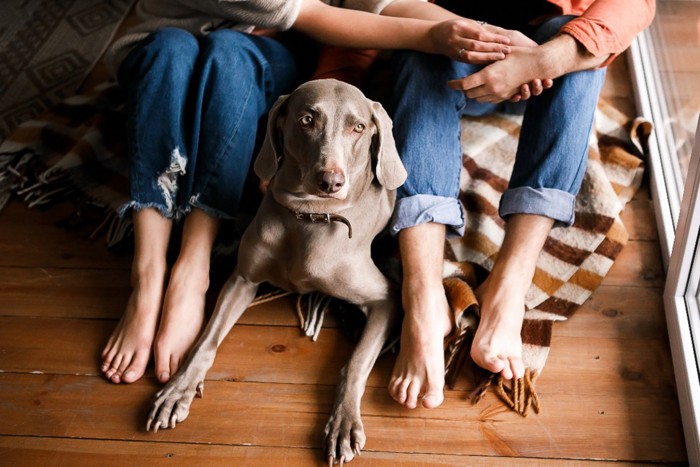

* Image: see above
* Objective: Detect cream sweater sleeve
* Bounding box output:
[103,0,303,78]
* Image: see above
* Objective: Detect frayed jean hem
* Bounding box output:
[499,186,576,227]
[390,194,465,238]
[117,201,180,220]
[187,194,237,221]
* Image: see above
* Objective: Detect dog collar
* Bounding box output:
[292,211,353,239]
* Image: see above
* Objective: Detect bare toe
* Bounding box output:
[122,349,150,383]
[421,390,444,409]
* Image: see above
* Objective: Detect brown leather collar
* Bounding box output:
[292,211,353,239]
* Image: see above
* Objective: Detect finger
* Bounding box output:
[457,38,511,55]
[530,79,544,96]
[519,83,531,101]
[456,49,506,64]
[471,25,511,45]
[451,19,511,45]
[447,75,483,92]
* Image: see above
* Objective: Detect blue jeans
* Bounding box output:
[118,28,302,219]
[388,16,606,236]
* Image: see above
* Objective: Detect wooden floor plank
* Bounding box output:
[0,316,679,401]
[603,240,664,287]
[0,202,131,270]
[0,436,661,467]
[0,267,303,325]
[619,189,658,242]
[0,374,684,463]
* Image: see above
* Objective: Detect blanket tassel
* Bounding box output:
[494,368,541,417]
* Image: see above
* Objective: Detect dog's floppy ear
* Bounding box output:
[254,93,290,183]
[370,101,407,190]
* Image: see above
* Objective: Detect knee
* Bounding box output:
[144,28,199,60]
[200,30,260,70]
[123,28,199,77]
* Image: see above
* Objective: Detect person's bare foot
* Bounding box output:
[153,258,208,383]
[102,265,166,384]
[471,271,526,380]
[388,281,453,409]
[389,222,452,409]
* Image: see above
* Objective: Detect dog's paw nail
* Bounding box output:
[354,443,361,456]
[170,414,178,428]
[153,421,161,433]
[339,455,345,467]
[327,455,334,467]
[146,419,152,432]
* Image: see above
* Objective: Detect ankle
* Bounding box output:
[131,261,167,290]
[169,258,210,293]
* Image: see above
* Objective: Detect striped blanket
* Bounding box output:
[0,83,648,415]
[443,99,648,415]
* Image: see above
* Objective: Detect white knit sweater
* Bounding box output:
[105,0,394,76]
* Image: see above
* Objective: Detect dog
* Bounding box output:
[146,79,407,465]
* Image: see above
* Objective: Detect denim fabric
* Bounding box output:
[389,15,606,236]
[118,28,302,220]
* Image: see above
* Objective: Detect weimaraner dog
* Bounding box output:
[146,79,407,465]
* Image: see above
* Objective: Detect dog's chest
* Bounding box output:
[251,218,362,294]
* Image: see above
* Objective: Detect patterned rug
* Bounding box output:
[0,0,134,141]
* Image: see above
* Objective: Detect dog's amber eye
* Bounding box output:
[298,115,314,128]
[354,123,366,133]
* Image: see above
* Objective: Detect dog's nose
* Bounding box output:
[317,170,345,193]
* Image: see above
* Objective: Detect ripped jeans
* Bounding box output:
[388,15,606,236]
[118,28,302,220]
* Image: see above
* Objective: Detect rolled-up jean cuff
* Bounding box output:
[390,194,465,237]
[499,186,576,226]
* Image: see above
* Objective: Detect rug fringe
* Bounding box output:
[1,148,135,251]
[494,369,540,417]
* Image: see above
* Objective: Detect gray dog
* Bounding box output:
[146,79,407,465]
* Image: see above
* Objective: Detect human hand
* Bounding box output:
[509,78,554,102]
[428,19,511,64]
[448,46,553,103]
[483,24,538,49]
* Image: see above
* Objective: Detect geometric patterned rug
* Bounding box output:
[0,0,134,141]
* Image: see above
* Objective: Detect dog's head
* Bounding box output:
[254,79,406,201]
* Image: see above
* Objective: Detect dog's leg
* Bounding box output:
[146,272,258,432]
[324,291,398,465]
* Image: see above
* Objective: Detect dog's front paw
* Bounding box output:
[323,406,366,465]
[146,376,204,432]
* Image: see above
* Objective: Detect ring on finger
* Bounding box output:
[458,48,467,58]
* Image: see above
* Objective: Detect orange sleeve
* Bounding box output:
[558,0,656,67]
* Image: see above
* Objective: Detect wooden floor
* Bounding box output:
[0,49,689,465]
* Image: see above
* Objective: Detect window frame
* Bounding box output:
[629,28,700,463]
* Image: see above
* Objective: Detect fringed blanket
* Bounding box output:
[0,82,650,416]
[443,100,650,415]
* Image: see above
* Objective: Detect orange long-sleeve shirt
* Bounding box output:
[551,0,656,65]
